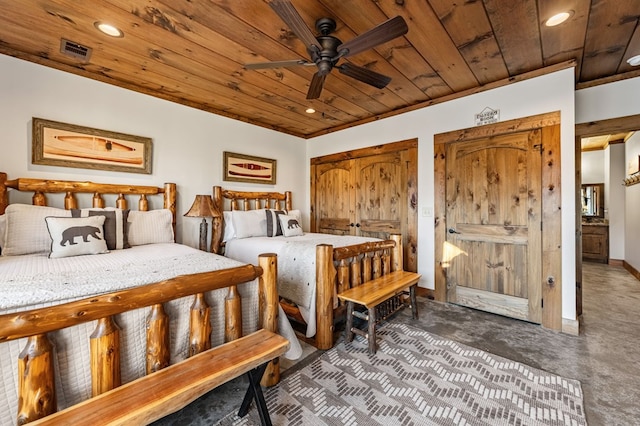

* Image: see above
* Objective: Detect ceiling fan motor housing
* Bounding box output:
[312,35,342,75]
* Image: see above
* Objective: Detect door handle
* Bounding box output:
[448,228,460,234]
[355,223,361,228]
[349,223,354,227]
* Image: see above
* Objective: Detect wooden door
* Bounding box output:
[311,139,418,273]
[445,130,542,323]
[313,159,353,235]
[353,152,406,240]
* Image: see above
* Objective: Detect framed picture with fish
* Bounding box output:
[32,117,153,174]
[223,151,276,185]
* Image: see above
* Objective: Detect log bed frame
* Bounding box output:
[0,174,282,425]
[212,185,405,350]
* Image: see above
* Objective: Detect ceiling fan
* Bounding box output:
[245,0,409,100]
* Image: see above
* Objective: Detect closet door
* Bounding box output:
[353,151,406,240]
[310,139,418,273]
[312,159,354,235]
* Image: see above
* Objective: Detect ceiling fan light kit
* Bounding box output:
[246,0,408,100]
[627,55,640,66]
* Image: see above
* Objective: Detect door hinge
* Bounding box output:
[541,298,544,308]
[533,143,543,154]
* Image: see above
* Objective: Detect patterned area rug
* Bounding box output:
[217,323,587,425]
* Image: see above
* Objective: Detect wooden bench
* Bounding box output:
[30,329,289,426]
[337,270,421,354]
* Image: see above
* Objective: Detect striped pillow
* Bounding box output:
[265,209,286,237]
[71,208,130,250]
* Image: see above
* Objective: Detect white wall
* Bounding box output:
[0,54,306,248]
[581,150,605,184]
[625,132,640,271]
[307,68,578,321]
[608,144,626,260]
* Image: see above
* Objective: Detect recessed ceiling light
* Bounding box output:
[545,11,573,27]
[94,21,123,38]
[627,55,640,66]
[306,108,316,114]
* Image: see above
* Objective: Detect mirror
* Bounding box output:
[581,183,604,217]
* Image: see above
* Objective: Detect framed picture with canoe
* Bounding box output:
[223,151,276,185]
[32,118,152,174]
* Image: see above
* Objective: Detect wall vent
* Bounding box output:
[60,38,92,61]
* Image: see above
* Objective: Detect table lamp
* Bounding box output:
[184,194,219,251]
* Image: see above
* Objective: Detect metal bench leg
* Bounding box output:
[238,362,272,426]
[345,301,355,343]
[410,284,418,320]
[368,307,377,354]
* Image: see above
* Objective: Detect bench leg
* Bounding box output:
[368,307,377,354]
[238,362,272,426]
[410,285,418,320]
[345,301,355,343]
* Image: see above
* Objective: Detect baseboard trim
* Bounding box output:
[609,258,623,266]
[562,318,580,336]
[623,261,640,282]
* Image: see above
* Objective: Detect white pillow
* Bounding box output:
[71,208,129,250]
[222,210,235,242]
[0,214,5,254]
[45,215,109,259]
[3,204,71,256]
[278,214,303,237]
[127,209,174,246]
[232,209,267,239]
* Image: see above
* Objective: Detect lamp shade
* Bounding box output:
[184,194,219,218]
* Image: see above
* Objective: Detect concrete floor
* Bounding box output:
[155,261,640,425]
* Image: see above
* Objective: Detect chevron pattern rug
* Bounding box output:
[218,323,587,425]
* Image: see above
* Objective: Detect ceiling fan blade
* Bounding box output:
[244,59,312,70]
[268,0,320,52]
[338,16,408,58]
[338,63,391,89]
[306,72,327,99]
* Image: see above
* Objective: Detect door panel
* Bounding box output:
[314,160,353,235]
[354,152,406,240]
[445,130,542,323]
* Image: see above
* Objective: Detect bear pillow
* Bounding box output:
[45,216,109,259]
[278,214,303,237]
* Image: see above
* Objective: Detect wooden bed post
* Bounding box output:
[390,234,403,272]
[259,253,280,387]
[164,182,177,235]
[316,244,336,350]
[211,186,224,254]
[0,172,8,214]
[17,334,56,424]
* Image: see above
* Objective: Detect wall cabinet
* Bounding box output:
[310,140,418,272]
[582,224,609,263]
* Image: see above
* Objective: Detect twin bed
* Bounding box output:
[212,186,406,350]
[0,174,408,425]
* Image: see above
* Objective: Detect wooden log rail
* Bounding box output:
[0,255,280,425]
[314,234,403,349]
[0,174,177,234]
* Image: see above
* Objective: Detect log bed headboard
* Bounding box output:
[211,185,292,254]
[0,172,176,231]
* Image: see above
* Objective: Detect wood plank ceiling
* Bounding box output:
[0,1,639,139]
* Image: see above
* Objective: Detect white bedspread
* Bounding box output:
[0,243,300,426]
[225,233,379,337]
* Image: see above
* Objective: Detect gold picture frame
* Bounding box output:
[223,151,276,185]
[32,118,152,174]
